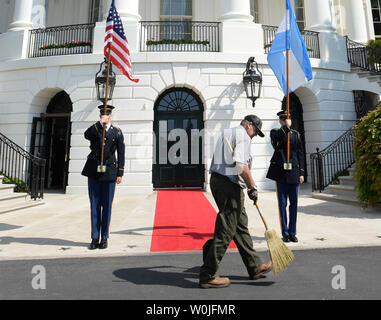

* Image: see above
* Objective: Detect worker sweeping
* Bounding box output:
[199,115,272,289]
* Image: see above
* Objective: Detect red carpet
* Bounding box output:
[150,190,237,252]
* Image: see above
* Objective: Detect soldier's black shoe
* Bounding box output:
[99,239,108,249]
[282,236,290,243]
[89,239,99,250]
[289,235,298,242]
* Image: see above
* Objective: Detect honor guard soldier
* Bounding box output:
[266,111,305,243]
[81,105,125,249]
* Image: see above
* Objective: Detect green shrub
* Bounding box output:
[146,39,209,46]
[366,40,381,66]
[2,176,29,193]
[353,105,381,208]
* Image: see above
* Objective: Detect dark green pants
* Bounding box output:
[199,173,262,283]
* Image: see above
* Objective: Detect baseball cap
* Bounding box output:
[244,115,265,137]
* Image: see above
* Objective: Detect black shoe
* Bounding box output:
[99,239,108,249]
[89,239,99,250]
[282,236,290,243]
[289,235,298,243]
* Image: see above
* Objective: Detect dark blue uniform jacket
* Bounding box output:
[81,122,125,182]
[266,125,305,184]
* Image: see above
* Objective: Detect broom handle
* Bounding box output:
[224,137,269,231]
[224,137,234,155]
[255,203,269,231]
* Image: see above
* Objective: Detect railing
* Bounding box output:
[310,128,356,192]
[140,21,220,52]
[262,25,320,59]
[28,23,95,58]
[354,92,379,119]
[346,37,381,74]
[0,132,46,199]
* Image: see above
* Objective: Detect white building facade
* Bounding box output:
[0,0,380,195]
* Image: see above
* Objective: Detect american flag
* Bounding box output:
[104,0,139,83]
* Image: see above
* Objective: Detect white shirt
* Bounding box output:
[209,125,252,189]
[103,123,111,132]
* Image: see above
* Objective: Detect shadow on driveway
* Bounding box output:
[0,236,88,247]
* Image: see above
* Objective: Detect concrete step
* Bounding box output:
[0,198,45,215]
[0,192,28,204]
[326,184,357,197]
[338,175,357,186]
[368,75,381,82]
[0,184,17,196]
[312,192,381,210]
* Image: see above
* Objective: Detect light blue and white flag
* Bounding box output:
[267,0,313,95]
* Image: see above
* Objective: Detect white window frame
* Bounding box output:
[293,0,305,31]
[371,0,381,38]
[160,0,192,21]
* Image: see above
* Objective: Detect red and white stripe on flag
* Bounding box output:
[104,0,139,83]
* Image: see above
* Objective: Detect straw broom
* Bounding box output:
[224,137,294,274]
[254,203,294,274]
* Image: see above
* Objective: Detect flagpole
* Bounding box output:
[286,49,290,166]
[286,0,291,169]
[100,48,112,171]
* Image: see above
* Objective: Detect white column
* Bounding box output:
[8,0,34,31]
[304,0,349,70]
[218,0,253,22]
[101,0,141,21]
[304,0,335,32]
[115,0,141,21]
[217,0,263,54]
[94,0,140,53]
[345,0,368,43]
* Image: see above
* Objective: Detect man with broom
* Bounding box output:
[199,115,272,289]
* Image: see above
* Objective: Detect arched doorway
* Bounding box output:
[281,92,308,182]
[353,90,379,119]
[30,91,72,192]
[153,87,204,189]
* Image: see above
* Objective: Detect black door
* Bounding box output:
[30,117,49,160]
[30,115,71,191]
[47,116,71,191]
[282,93,308,182]
[153,88,204,189]
[30,91,73,192]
